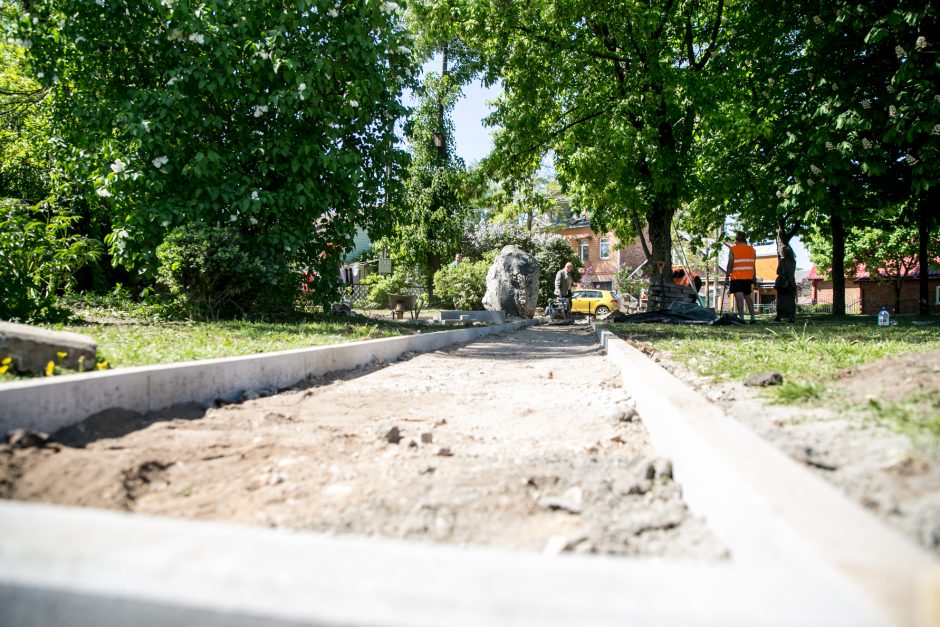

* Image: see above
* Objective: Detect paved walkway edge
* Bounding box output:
[594,323,939,627]
[0,320,535,434]
[0,500,881,627]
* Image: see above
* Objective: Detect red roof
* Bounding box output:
[808,260,940,282]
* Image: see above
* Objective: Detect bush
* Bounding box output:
[156,224,296,320]
[361,267,420,309]
[434,258,490,310]
[0,199,101,322]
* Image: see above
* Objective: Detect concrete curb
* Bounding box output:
[0,320,535,434]
[0,500,880,627]
[594,323,938,627]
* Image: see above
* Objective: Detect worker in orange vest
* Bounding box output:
[672,266,702,292]
[727,231,756,324]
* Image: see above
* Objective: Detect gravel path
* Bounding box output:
[1,325,724,559]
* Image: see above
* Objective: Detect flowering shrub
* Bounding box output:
[17,0,416,307]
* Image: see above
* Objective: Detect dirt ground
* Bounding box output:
[0,325,725,560]
[649,344,940,556]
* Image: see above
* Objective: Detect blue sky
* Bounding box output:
[437,80,812,269]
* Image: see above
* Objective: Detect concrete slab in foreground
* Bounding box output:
[0,500,880,627]
[0,320,534,435]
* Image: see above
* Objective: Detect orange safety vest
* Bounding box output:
[728,243,756,280]
[672,266,697,288]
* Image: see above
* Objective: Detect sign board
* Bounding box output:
[378,258,392,275]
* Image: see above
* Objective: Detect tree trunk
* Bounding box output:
[426,252,441,300]
[831,214,846,316]
[918,190,932,316]
[645,203,675,308]
[775,221,798,322]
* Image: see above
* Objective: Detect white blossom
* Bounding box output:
[831,83,838,92]
[807,178,815,187]
[895,45,906,58]
[825,141,835,151]
[152,155,169,168]
[915,36,928,51]
[110,159,126,173]
[249,217,258,226]
[889,105,897,117]
[396,46,411,55]
[904,154,919,166]
[251,190,259,201]
[813,15,823,26]
[36,71,44,79]
[257,50,271,60]
[379,2,400,14]
[52,74,59,84]
[767,78,775,86]
[327,8,339,17]
[886,85,895,94]
[167,76,178,86]
[861,99,871,109]
[168,29,183,41]
[229,213,238,222]
[776,190,783,198]
[161,219,171,227]
[932,124,940,136]
[12,38,32,48]
[284,244,291,251]
[96,0,105,5]
[862,138,872,149]
[96,187,111,197]
[161,0,173,7]
[252,104,269,118]
[298,82,307,92]
[142,119,151,132]
[188,32,205,44]
[810,164,821,175]
[349,100,359,108]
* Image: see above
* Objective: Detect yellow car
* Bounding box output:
[570,289,620,316]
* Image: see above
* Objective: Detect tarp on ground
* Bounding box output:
[604,302,748,326]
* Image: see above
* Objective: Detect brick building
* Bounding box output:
[556,217,647,290]
[808,263,940,314]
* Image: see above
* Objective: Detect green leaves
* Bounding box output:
[16,0,417,306]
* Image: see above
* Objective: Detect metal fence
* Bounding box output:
[342,284,426,309]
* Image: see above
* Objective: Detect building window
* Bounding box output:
[579,242,590,261]
[599,237,610,259]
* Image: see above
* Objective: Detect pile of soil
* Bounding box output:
[1,326,725,560]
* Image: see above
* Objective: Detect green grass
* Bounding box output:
[59,318,413,368]
[607,314,940,439]
[0,311,419,381]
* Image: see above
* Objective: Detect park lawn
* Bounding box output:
[0,316,417,381]
[56,317,416,369]
[607,315,940,439]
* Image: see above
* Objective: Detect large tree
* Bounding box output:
[440,0,733,302]
[15,0,414,305]
[390,67,470,297]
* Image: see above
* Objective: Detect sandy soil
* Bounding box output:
[647,344,940,556]
[1,325,724,560]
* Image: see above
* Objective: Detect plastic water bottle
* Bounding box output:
[878,306,890,327]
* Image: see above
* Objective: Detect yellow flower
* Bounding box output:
[45,361,55,377]
[1,357,11,366]
[96,360,109,371]
[56,351,67,360]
